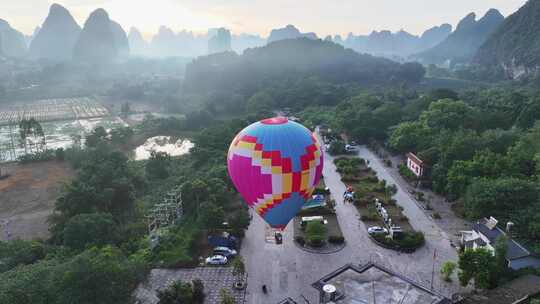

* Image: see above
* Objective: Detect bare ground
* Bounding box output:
[0,161,74,241]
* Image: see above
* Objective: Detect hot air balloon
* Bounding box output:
[227,117,324,230]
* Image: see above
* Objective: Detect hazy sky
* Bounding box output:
[4,0,527,38]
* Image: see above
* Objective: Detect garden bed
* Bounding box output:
[334,156,425,252]
[293,214,346,253]
[370,231,425,253]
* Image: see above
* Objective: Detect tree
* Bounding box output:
[440,261,456,282]
[246,91,275,114]
[157,280,194,304]
[181,179,210,215]
[232,256,246,284]
[0,260,58,304]
[494,235,508,275]
[458,248,497,289]
[464,178,538,220]
[419,99,473,130]
[63,213,116,250]
[219,288,235,304]
[85,127,107,148]
[198,202,225,230]
[192,279,205,304]
[110,127,133,144]
[18,118,46,154]
[229,209,251,237]
[58,246,144,304]
[388,121,431,153]
[0,240,46,273]
[328,140,346,155]
[146,151,171,179]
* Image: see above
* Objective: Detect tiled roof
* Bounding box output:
[472,218,531,260]
[407,152,424,165]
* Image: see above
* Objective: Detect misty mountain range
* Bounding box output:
[2,1,539,79]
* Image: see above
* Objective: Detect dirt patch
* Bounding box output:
[0,161,75,240]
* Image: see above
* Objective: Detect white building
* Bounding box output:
[461,217,540,270]
[406,152,424,177]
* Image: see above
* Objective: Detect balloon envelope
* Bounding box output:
[227,117,324,229]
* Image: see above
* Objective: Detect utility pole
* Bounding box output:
[431,248,437,291]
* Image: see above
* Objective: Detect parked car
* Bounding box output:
[345,144,356,152]
[213,247,237,257]
[205,255,228,265]
[367,226,388,235]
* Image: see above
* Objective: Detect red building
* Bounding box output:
[406,152,424,177]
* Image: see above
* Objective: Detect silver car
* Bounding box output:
[205,255,228,265]
[367,226,388,235]
[213,247,237,257]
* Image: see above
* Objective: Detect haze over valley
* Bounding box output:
[1,1,540,304]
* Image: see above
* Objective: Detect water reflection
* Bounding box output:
[134,136,194,160]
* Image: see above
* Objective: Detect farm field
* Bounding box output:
[0,97,128,162]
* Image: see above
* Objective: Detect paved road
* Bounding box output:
[242,143,462,304]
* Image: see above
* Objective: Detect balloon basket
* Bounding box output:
[265,226,285,244]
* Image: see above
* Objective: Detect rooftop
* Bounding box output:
[313,262,450,304]
[407,152,424,165]
[473,218,532,260]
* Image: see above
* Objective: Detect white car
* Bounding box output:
[345,144,356,151]
[367,226,388,235]
[205,255,228,265]
[213,247,237,257]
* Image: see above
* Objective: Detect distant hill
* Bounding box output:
[73,9,128,62]
[184,38,425,95]
[128,27,148,56]
[231,33,265,54]
[267,25,318,44]
[415,9,504,66]
[29,4,81,61]
[0,19,27,57]
[474,0,540,79]
[333,24,451,59]
[110,20,129,59]
[418,24,453,50]
[208,28,232,54]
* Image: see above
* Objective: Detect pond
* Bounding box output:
[133,136,194,160]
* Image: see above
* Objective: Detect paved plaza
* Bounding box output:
[241,142,463,304]
[135,267,246,304]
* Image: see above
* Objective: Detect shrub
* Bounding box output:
[192,279,205,303]
[366,176,379,183]
[398,164,416,181]
[440,261,456,282]
[55,148,65,161]
[433,212,441,219]
[305,221,326,236]
[295,236,305,246]
[328,236,345,244]
[387,184,398,195]
[395,231,425,249]
[384,159,392,167]
[329,141,346,155]
[307,235,325,247]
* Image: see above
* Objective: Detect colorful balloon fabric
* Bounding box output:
[227,117,324,230]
